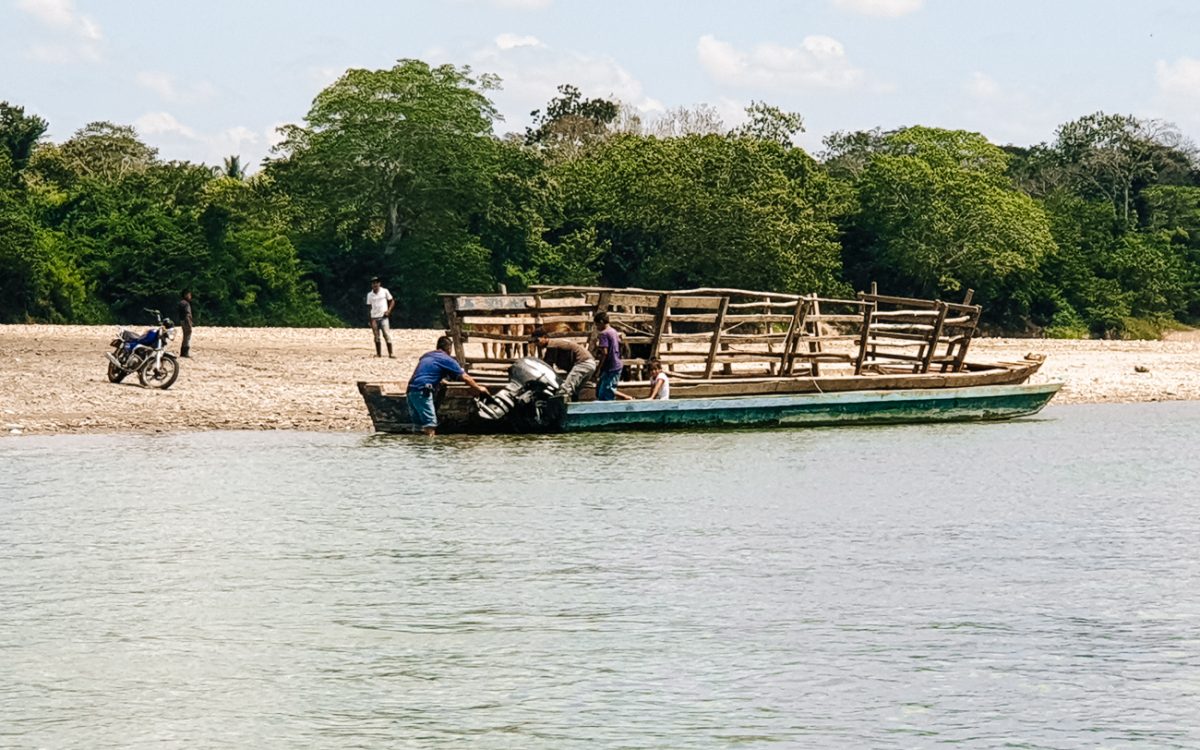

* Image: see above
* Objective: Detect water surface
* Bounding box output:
[2,403,1199,748]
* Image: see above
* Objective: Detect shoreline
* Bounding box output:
[2,324,1199,436]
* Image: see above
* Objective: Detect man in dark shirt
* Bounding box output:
[592,311,623,401]
[406,335,489,435]
[177,290,194,357]
[530,327,596,400]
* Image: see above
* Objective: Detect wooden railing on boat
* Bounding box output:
[440,285,982,381]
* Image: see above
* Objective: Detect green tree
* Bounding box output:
[0,102,49,177]
[553,133,846,293]
[269,59,504,322]
[60,121,159,182]
[524,84,619,151]
[732,101,805,145]
[847,127,1055,318]
[1051,112,1189,224]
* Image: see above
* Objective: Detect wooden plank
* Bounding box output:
[665,295,725,311]
[442,296,466,365]
[449,294,537,311]
[704,296,730,378]
[859,292,940,309]
[720,313,796,324]
[608,293,663,308]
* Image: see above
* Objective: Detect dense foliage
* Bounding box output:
[3,59,1199,336]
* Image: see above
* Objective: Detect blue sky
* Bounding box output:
[4,0,1200,169]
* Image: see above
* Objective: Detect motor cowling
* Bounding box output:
[474,357,566,431]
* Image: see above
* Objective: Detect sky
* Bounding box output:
[4,0,1200,170]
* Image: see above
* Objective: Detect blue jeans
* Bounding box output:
[596,369,621,401]
[407,388,438,429]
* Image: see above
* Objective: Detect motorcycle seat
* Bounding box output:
[119,330,141,342]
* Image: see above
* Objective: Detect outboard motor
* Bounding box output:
[474,357,566,431]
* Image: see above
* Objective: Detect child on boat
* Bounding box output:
[647,359,669,400]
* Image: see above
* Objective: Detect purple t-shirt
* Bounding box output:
[596,327,622,373]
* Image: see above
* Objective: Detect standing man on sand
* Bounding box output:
[366,276,395,358]
[177,289,193,358]
[406,335,489,436]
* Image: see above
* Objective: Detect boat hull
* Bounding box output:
[358,382,1062,434]
[560,382,1061,432]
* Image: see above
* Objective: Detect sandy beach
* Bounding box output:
[1,324,1198,435]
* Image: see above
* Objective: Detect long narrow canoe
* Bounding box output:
[358,381,1062,434]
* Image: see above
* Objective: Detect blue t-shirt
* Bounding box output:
[407,350,465,390]
[596,327,622,373]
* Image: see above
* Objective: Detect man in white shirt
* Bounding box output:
[366,276,396,358]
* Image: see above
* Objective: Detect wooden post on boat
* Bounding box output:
[649,292,671,362]
[443,296,466,365]
[949,302,982,372]
[703,296,730,378]
[853,292,875,376]
[807,295,823,376]
[780,297,809,376]
[919,302,950,374]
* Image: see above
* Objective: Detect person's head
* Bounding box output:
[649,358,662,375]
[181,289,191,301]
[593,311,609,329]
[370,276,381,290]
[436,335,453,353]
[529,327,548,346]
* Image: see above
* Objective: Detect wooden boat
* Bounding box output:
[358,285,1062,434]
[358,381,1060,434]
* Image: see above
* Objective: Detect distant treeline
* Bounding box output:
[3,59,1199,337]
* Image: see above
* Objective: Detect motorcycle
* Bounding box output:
[105,309,180,389]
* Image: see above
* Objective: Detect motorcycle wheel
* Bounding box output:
[138,354,180,390]
[107,361,127,383]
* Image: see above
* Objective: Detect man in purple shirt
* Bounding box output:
[406,336,488,435]
[592,311,623,401]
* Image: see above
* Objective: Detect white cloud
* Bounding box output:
[136,72,176,100]
[967,71,1002,100]
[495,33,542,50]
[136,71,218,104]
[132,112,273,170]
[1156,58,1200,100]
[697,34,864,91]
[17,0,104,62]
[958,71,1050,145]
[1152,58,1200,130]
[484,0,553,8]
[832,0,923,17]
[17,0,75,27]
[468,35,657,133]
[136,112,197,139]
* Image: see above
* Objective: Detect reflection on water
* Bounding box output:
[2,403,1200,748]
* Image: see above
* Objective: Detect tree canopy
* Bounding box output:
[2,70,1199,338]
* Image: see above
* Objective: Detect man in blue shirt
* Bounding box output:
[406,336,489,435]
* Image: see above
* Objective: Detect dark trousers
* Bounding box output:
[180,324,192,356]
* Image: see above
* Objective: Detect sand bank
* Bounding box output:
[1,324,1197,435]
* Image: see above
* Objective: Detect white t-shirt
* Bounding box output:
[652,372,670,400]
[366,287,393,318]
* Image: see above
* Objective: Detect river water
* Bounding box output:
[2,403,1199,749]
